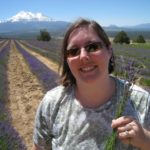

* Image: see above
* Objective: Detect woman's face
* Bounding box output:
[66,26,112,85]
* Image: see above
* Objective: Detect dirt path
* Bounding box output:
[7,40,44,149]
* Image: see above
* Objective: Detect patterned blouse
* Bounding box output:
[33,77,150,150]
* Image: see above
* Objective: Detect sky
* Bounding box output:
[0,0,150,26]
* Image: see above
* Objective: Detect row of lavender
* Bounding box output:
[0,41,27,149]
[113,44,150,71]
[113,44,150,88]
[0,40,5,46]
[15,41,59,92]
[20,39,62,64]
[24,39,62,52]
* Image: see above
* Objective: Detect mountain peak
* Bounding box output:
[7,11,54,22]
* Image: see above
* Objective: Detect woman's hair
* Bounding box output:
[60,18,115,87]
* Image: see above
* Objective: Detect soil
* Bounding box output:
[6,40,58,149]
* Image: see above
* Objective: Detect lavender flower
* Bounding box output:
[0,121,27,150]
[104,56,140,150]
[0,41,27,149]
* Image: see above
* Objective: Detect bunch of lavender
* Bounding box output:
[104,56,141,150]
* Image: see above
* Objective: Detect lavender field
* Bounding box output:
[0,40,59,149]
[0,39,150,149]
[23,39,150,88]
[113,43,150,90]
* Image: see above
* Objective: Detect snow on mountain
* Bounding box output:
[0,11,150,39]
[7,11,54,22]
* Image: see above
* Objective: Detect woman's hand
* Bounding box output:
[32,144,42,150]
[111,116,150,150]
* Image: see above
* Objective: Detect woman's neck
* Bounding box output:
[75,76,116,108]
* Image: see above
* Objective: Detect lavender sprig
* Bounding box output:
[104,56,140,150]
[104,84,131,150]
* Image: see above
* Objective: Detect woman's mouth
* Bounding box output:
[80,66,97,72]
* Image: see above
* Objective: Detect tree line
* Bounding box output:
[37,29,146,44]
[113,31,146,44]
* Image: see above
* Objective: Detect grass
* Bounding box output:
[112,43,150,89]
[130,43,150,49]
[0,114,8,121]
[139,77,150,86]
[0,137,8,150]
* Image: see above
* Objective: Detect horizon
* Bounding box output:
[0,0,150,26]
[0,11,149,28]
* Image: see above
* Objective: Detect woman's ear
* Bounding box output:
[108,45,113,52]
[108,45,113,57]
[66,58,69,64]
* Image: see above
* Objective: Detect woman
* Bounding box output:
[32,18,150,150]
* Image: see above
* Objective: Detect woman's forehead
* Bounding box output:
[68,26,99,41]
[70,27,89,37]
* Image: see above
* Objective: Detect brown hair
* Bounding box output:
[60,18,115,87]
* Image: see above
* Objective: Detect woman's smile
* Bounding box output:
[79,65,97,73]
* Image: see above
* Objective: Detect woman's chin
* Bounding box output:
[78,73,100,84]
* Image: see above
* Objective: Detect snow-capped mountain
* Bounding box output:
[0,11,70,39]
[7,11,54,22]
[0,11,150,39]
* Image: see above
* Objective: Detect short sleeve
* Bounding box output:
[33,95,52,150]
[144,95,150,130]
[131,85,150,128]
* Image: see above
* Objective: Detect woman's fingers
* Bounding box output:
[118,126,136,139]
[111,116,134,129]
[117,123,132,132]
[112,116,149,149]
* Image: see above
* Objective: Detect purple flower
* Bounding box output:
[0,121,27,150]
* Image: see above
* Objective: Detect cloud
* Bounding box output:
[7,11,54,22]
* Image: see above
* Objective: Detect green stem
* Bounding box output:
[104,84,130,150]
[104,130,117,150]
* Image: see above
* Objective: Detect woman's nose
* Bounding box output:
[79,47,88,58]
[79,47,89,61]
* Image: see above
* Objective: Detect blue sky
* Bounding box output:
[0,0,150,26]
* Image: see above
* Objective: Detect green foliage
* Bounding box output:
[139,77,150,86]
[37,29,51,41]
[0,114,8,121]
[133,35,146,43]
[104,130,117,150]
[113,31,130,44]
[0,137,8,150]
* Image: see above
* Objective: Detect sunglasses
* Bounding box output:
[66,42,105,57]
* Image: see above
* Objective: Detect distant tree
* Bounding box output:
[133,35,146,43]
[113,31,130,44]
[37,29,51,41]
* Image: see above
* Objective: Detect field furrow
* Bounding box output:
[15,41,59,92]
[7,40,44,149]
